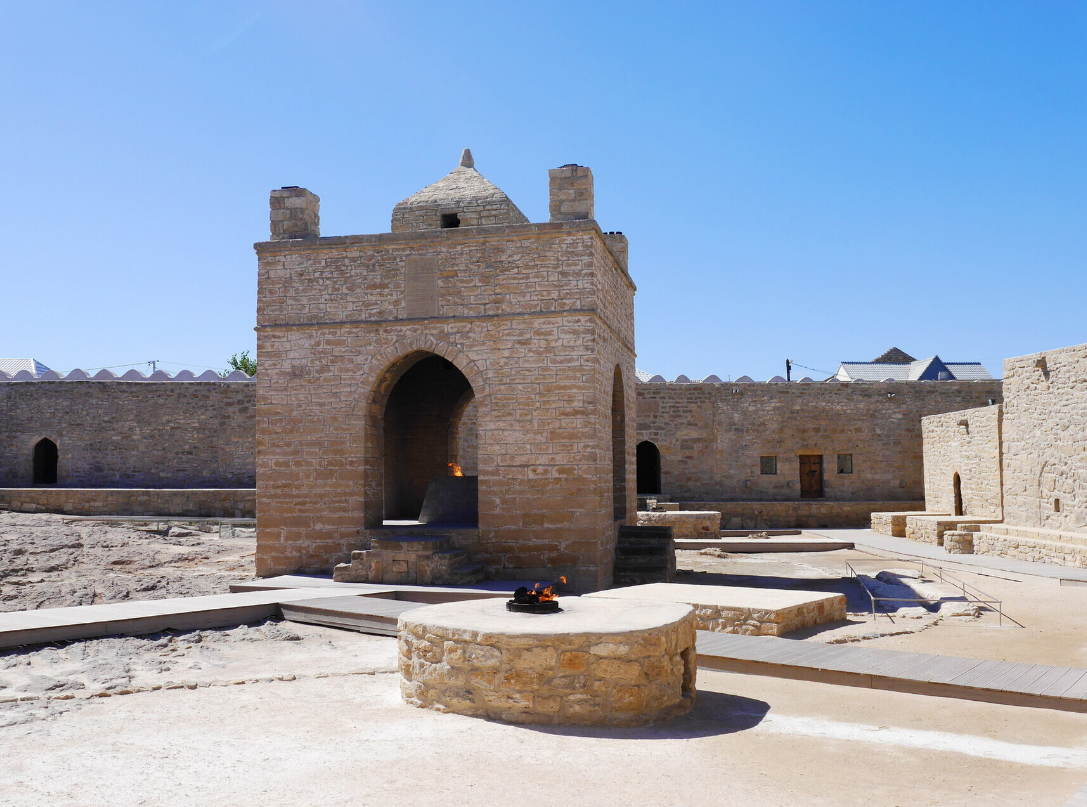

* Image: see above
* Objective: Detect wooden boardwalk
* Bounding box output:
[697,631,1087,713]
[5,584,1087,715]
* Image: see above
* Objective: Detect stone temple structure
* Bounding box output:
[254,150,635,591]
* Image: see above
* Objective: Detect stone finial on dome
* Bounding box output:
[391,150,529,233]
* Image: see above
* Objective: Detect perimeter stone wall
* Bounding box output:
[255,218,636,589]
[636,381,1002,503]
[0,381,255,488]
[0,487,254,518]
[921,404,1003,519]
[1000,343,1087,532]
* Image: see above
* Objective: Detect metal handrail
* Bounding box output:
[845,559,1018,627]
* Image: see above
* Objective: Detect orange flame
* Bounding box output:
[448,462,464,477]
[527,576,567,602]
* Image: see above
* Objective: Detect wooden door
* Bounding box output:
[799,455,824,498]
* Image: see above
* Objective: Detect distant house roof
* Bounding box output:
[0,358,51,377]
[871,347,916,364]
[833,354,993,382]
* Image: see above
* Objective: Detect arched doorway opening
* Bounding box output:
[383,354,476,525]
[636,440,661,495]
[953,472,964,516]
[33,438,58,485]
[611,366,627,521]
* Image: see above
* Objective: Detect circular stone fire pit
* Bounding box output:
[398,597,697,727]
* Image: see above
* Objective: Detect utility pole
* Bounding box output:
[148,360,158,373]
[785,359,791,382]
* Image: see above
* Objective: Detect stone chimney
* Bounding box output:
[548,164,594,222]
[270,187,320,240]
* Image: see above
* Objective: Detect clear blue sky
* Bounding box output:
[3,1,1085,380]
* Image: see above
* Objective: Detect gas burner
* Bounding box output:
[506,579,565,614]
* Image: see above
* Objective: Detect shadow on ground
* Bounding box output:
[514,690,770,740]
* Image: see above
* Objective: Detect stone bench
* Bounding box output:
[904,515,1001,546]
[870,510,929,537]
[943,531,974,554]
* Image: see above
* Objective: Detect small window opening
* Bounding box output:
[440,213,461,229]
[1055,498,1061,513]
[760,456,777,475]
[837,454,853,474]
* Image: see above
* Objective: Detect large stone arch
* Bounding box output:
[349,335,489,529]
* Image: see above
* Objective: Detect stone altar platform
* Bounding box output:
[586,583,847,636]
[398,597,697,726]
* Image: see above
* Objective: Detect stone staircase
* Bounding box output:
[613,525,676,586]
[333,535,485,586]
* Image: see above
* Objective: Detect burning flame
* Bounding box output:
[448,462,464,477]
[514,576,567,604]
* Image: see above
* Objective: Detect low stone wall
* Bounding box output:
[588,583,847,637]
[680,500,923,530]
[399,598,697,727]
[973,524,1087,568]
[0,488,255,518]
[636,510,721,538]
[904,515,1000,546]
[870,510,929,537]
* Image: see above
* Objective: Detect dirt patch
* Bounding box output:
[0,619,397,728]
[0,512,254,612]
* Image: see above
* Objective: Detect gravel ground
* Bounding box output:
[0,512,254,612]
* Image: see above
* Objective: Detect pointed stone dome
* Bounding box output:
[391,149,530,232]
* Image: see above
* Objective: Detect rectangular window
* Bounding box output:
[837,453,853,474]
[760,456,777,475]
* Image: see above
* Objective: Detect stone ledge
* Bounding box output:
[636,510,720,539]
[0,488,254,518]
[586,583,847,637]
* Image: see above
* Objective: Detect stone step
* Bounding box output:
[450,561,486,585]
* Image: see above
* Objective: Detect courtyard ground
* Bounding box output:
[2,515,1087,805]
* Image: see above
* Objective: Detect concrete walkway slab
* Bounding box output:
[676,536,855,552]
[696,631,1087,713]
[810,528,1087,583]
[0,588,377,649]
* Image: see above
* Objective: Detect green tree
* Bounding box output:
[223,350,257,377]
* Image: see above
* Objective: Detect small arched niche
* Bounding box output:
[33,438,58,485]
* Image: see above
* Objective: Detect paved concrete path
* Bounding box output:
[697,631,1087,714]
[810,527,1087,583]
[677,536,854,552]
[0,588,382,649]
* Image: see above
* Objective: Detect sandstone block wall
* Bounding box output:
[255,219,636,589]
[687,499,923,530]
[636,510,720,538]
[692,595,847,636]
[0,487,254,517]
[636,381,1002,504]
[921,404,1003,519]
[1000,343,1087,533]
[0,381,255,488]
[870,510,927,537]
